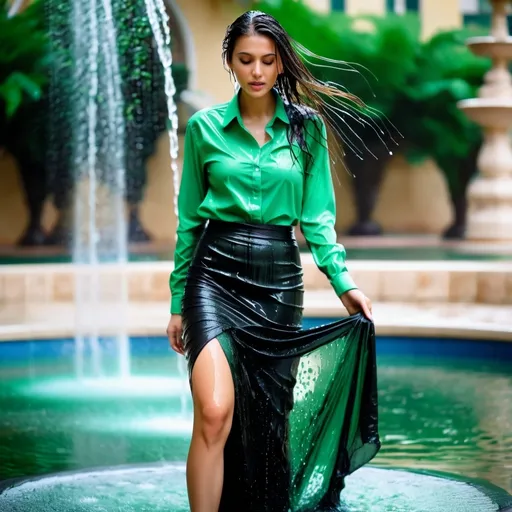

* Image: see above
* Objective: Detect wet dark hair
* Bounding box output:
[222,10,381,171]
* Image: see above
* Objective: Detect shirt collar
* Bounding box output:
[221,88,290,129]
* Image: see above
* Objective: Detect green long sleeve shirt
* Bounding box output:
[169,91,357,314]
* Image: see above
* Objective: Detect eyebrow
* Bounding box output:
[237,52,276,57]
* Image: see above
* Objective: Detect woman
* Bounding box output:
[167,10,380,512]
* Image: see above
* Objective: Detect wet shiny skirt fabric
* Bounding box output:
[181,220,380,512]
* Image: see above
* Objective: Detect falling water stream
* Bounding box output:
[143,0,180,217]
[68,0,180,379]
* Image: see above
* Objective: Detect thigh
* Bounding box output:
[190,338,235,419]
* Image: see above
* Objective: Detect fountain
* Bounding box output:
[459,0,512,241]
[62,0,180,378]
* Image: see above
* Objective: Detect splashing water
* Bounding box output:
[52,0,180,378]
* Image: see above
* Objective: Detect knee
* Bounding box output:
[196,402,233,447]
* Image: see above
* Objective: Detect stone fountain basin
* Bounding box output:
[458,98,512,128]
[1,463,511,512]
[467,36,512,59]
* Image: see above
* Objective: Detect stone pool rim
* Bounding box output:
[1,259,511,342]
[1,316,511,343]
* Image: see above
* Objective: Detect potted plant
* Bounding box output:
[0,0,50,245]
[400,28,489,239]
[323,12,420,236]
[113,0,188,242]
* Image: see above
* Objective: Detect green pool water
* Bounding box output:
[0,334,511,511]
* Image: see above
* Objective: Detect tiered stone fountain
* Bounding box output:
[459,0,512,241]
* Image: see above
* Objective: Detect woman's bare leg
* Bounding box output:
[187,338,234,512]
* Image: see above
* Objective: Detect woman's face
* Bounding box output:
[229,33,281,99]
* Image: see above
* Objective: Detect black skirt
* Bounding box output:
[181,220,380,512]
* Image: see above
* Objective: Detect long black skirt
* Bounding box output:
[181,220,380,512]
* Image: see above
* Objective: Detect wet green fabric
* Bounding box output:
[169,90,357,314]
[289,325,378,510]
[215,317,379,512]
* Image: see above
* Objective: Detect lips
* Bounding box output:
[249,82,265,91]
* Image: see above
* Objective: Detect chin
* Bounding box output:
[241,86,273,98]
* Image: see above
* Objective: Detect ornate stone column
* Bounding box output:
[459,0,512,241]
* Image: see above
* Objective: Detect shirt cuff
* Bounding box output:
[170,294,183,315]
[331,271,357,297]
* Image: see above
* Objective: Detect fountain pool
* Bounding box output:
[0,323,511,511]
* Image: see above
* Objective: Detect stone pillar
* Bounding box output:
[459,0,512,241]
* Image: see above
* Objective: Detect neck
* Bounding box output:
[238,90,276,121]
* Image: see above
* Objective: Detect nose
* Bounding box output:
[252,61,262,78]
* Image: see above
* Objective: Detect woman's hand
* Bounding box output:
[340,289,373,321]
[167,314,185,355]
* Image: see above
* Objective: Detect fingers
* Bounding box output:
[173,338,185,356]
[167,327,185,355]
[340,290,373,321]
[362,296,373,321]
[175,334,185,355]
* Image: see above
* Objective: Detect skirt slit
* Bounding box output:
[181,220,380,512]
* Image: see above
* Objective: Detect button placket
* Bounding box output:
[251,146,259,216]
[256,148,263,222]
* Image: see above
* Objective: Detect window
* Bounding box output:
[331,0,345,11]
[387,0,419,13]
[462,0,509,31]
[460,0,479,13]
[460,0,492,14]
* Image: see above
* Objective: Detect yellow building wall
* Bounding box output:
[304,0,330,13]
[421,0,462,39]
[174,0,242,103]
[309,0,464,38]
[345,0,385,16]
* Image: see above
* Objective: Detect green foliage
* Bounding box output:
[3,0,189,195]
[253,0,420,119]
[324,14,420,119]
[110,0,189,189]
[253,0,489,195]
[0,0,49,120]
[399,29,488,194]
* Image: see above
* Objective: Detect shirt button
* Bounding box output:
[255,166,260,171]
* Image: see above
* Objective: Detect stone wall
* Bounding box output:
[1,260,510,307]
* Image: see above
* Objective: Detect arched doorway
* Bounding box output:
[166,0,195,90]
